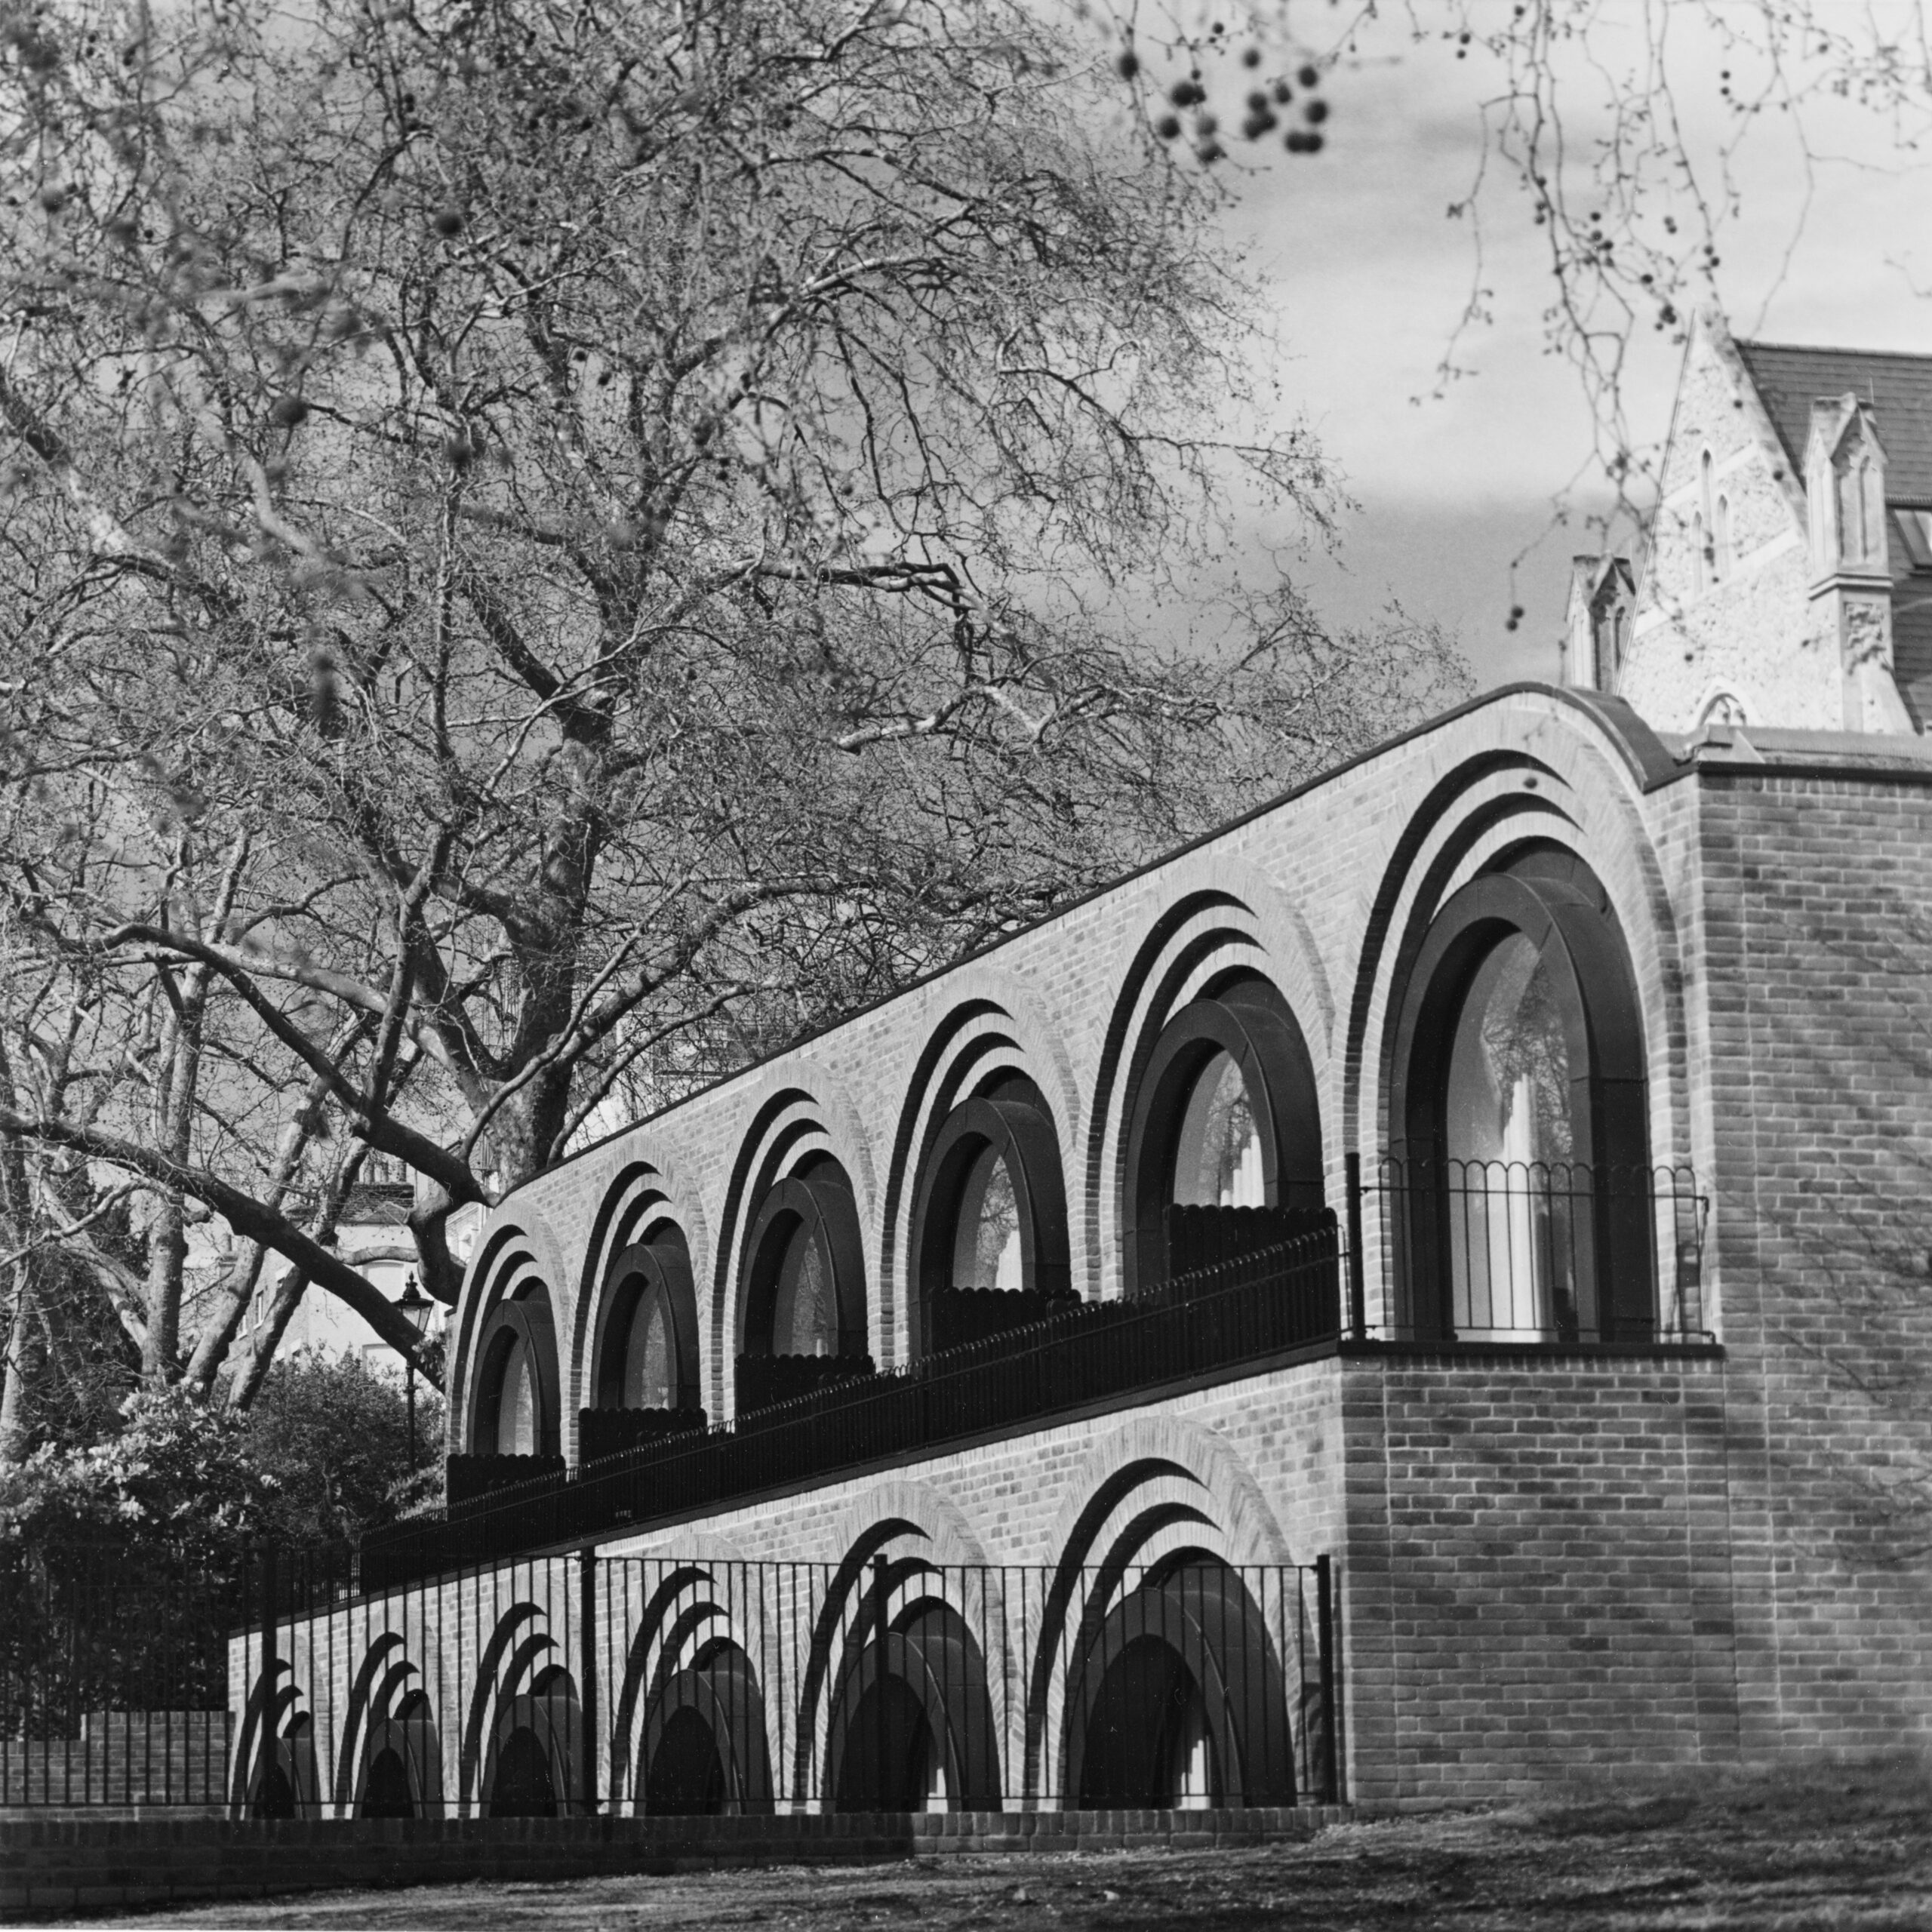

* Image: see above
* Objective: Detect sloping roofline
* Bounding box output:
[1734,336,1932,503]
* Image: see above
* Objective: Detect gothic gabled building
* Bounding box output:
[1567,308,1932,735]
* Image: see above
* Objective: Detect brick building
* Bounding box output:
[241,334,1932,1828]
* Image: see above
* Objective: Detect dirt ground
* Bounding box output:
[44,1761,1932,1931]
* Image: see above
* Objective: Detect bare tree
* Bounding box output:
[1109,1,1931,550]
[0,0,1466,1445]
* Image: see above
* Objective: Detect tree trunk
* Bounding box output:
[221,1259,308,1408]
[0,1257,36,1465]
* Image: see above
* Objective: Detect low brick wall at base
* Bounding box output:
[2,1807,1349,1920]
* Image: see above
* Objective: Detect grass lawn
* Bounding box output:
[45,1761,1932,1930]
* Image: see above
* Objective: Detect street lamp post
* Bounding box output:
[395,1273,435,1465]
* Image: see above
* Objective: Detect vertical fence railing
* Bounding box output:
[0,1545,247,1812]
[586,1556,1337,1816]
[5,1546,1343,1816]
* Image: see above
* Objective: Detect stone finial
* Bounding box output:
[1805,396,1888,581]
[1560,555,1635,693]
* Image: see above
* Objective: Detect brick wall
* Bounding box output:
[1689,771,1932,1755]
[1343,1349,1738,1804]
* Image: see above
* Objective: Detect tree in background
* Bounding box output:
[0,1350,442,1561]
[0,0,1467,1451]
[1103,2,1930,557]
[243,1349,445,1545]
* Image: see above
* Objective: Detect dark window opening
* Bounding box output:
[1122,973,1324,1296]
[644,1706,728,1815]
[583,1229,706,1462]
[488,1727,557,1817]
[360,1746,414,1820]
[911,1073,1075,1356]
[469,1284,561,1460]
[737,1155,872,1413]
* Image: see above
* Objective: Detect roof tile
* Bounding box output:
[1734,338,1932,504]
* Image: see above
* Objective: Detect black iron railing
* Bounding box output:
[362,1226,1342,1590]
[2,1541,1342,1814]
[224,1549,1340,1817]
[1358,1157,1709,1343]
[0,1546,246,1811]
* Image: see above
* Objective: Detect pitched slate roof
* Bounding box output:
[1734,339,1932,504]
[1894,590,1932,732]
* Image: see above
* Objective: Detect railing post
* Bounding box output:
[1344,1153,1367,1341]
[1315,1552,1343,1804]
[579,1546,599,1815]
[872,1551,891,1811]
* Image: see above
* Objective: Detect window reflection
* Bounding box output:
[498,1335,537,1455]
[1442,931,1594,1336]
[772,1223,837,1356]
[1171,1052,1265,1209]
[622,1288,676,1407]
[950,1144,1023,1289]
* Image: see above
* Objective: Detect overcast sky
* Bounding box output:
[1175,2,1932,690]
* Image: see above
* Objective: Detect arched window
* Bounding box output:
[1121,972,1324,1294]
[737,1155,869,1412]
[592,1229,700,1412]
[1713,493,1733,580]
[772,1217,837,1357]
[909,1073,1072,1355]
[469,1284,561,1459]
[582,1226,705,1460]
[1691,509,1708,591]
[1387,848,1652,1342]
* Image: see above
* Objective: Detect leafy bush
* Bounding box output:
[243,1347,445,1547]
[0,1385,280,1567]
[0,1351,444,1567]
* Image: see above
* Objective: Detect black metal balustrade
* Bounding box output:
[297,1548,1341,1816]
[361,1224,1343,1591]
[0,1546,246,1812]
[2,1541,1342,1815]
[1359,1157,1709,1343]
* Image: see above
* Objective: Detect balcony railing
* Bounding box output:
[1357,1156,1709,1344]
[361,1161,1709,1592]
[361,1223,1342,1590]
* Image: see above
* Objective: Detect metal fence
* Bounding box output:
[362,1227,1342,1590]
[4,1543,1340,1814]
[231,1548,1340,1817]
[0,1546,245,1811]
[1356,1157,1709,1343]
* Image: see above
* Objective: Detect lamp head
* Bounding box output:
[396,1272,433,1332]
